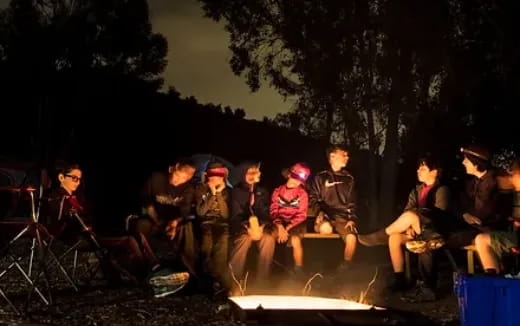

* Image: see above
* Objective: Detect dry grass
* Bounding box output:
[301,273,323,296]
[228,263,248,296]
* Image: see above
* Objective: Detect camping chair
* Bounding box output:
[56,211,138,285]
[0,188,78,314]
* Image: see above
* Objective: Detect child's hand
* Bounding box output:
[463,213,482,225]
[165,219,179,240]
[405,227,415,238]
[277,225,288,243]
[345,220,357,233]
[215,183,225,193]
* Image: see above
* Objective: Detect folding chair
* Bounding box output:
[0,188,77,314]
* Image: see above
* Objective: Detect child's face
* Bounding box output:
[59,169,82,194]
[208,175,224,185]
[462,157,477,175]
[172,166,195,185]
[417,163,437,183]
[329,150,349,168]
[245,167,261,185]
[286,177,302,188]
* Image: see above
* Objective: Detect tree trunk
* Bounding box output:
[366,109,380,228]
[378,48,411,224]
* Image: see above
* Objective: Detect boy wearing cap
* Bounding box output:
[448,145,502,248]
[474,158,520,275]
[309,145,358,272]
[195,162,231,292]
[270,163,310,276]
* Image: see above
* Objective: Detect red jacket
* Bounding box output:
[270,184,308,227]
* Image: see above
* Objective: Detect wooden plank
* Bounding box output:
[303,233,341,239]
[466,249,475,274]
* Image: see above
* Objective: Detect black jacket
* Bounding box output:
[141,172,195,224]
[309,169,357,220]
[40,187,90,238]
[404,183,451,213]
[195,184,230,224]
[230,183,270,235]
[459,170,501,227]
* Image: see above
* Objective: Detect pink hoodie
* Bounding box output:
[270,184,308,227]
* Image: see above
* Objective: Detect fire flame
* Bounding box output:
[229,295,384,311]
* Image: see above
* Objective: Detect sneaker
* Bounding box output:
[385,272,410,293]
[148,268,190,298]
[152,283,187,298]
[292,266,306,279]
[406,232,445,254]
[148,270,190,288]
[400,281,436,303]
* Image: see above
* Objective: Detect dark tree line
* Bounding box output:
[1,0,519,231]
[199,0,520,226]
[0,2,331,232]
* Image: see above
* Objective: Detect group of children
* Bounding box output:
[35,143,520,301]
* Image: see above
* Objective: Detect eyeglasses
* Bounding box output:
[65,174,82,182]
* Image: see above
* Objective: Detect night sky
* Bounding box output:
[0,0,292,120]
[149,0,292,120]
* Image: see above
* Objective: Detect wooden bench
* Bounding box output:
[303,233,474,282]
[464,245,477,274]
[303,233,341,239]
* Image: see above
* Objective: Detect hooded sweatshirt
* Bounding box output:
[309,169,357,220]
[230,163,270,235]
[270,184,308,227]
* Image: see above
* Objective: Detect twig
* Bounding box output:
[359,267,378,304]
[302,273,323,296]
[228,264,246,296]
[242,271,249,294]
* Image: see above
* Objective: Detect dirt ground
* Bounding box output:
[0,239,462,325]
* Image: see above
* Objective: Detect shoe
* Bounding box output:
[148,269,189,298]
[152,283,187,298]
[406,231,445,254]
[385,272,409,293]
[292,266,306,279]
[358,229,388,247]
[148,269,189,287]
[400,282,436,303]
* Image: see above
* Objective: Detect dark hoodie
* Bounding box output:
[459,170,502,228]
[230,163,270,235]
[309,168,357,220]
[141,171,195,225]
[40,186,91,239]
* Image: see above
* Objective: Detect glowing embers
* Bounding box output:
[229,295,384,311]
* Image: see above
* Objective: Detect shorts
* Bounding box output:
[490,231,519,256]
[315,216,357,241]
[331,217,357,241]
[272,221,307,238]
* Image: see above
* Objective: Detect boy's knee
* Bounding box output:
[290,236,302,247]
[475,233,490,246]
[389,233,403,246]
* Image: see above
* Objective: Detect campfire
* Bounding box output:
[226,295,404,326]
[229,295,383,310]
